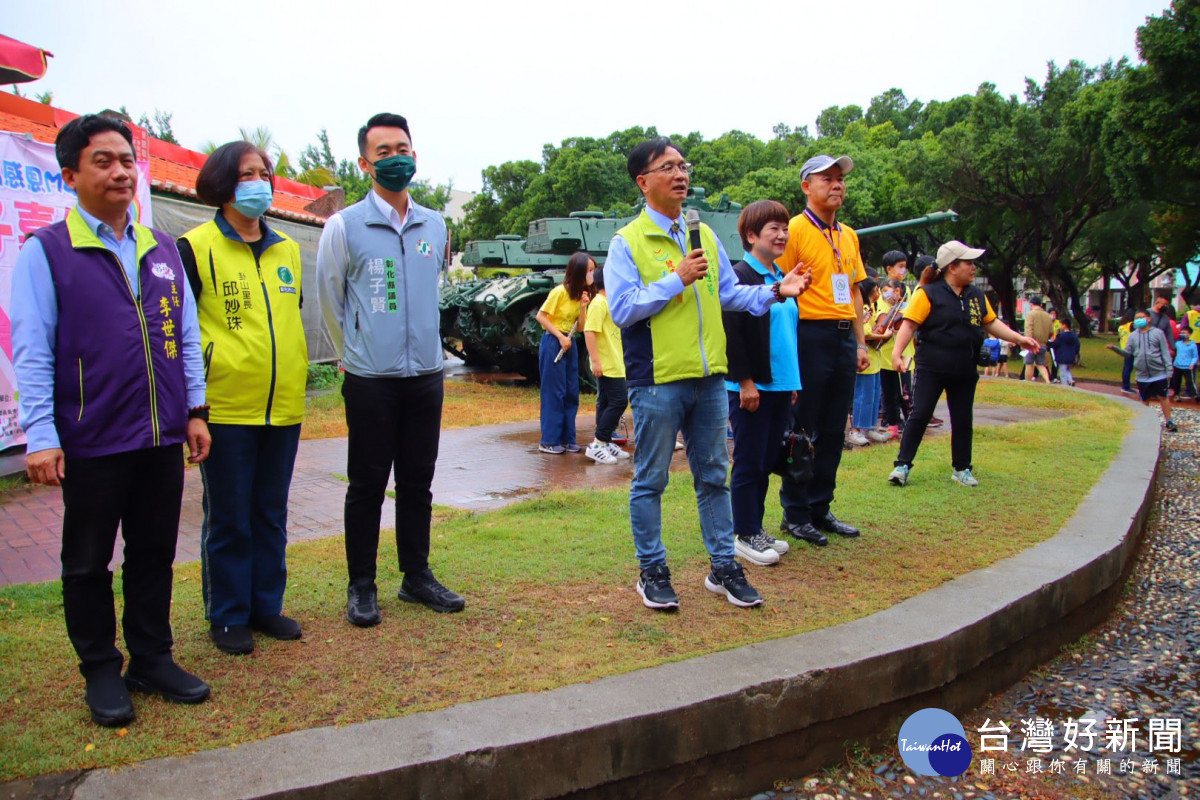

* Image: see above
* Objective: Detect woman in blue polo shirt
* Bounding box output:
[723,200,812,565]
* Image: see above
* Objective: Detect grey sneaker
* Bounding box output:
[538,444,566,454]
[734,532,781,566]
[846,430,869,447]
[759,527,789,554]
[889,464,910,486]
[951,468,979,487]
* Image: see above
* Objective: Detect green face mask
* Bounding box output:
[371,154,416,193]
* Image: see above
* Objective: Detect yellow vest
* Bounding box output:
[618,210,726,385]
[180,218,308,425]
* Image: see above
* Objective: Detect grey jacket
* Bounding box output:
[1120,327,1173,382]
[317,192,446,378]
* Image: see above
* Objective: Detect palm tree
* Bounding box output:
[238,126,296,179]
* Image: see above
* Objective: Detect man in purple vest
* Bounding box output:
[11,114,212,727]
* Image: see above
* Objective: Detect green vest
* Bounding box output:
[618,210,727,385]
[181,219,308,425]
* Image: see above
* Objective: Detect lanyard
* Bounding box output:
[803,208,844,273]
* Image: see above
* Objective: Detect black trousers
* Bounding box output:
[1170,367,1197,397]
[895,368,979,471]
[880,368,909,426]
[780,321,857,525]
[594,376,628,443]
[342,370,443,585]
[60,444,183,675]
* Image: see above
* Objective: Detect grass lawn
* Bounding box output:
[0,381,1130,779]
[1070,333,1126,384]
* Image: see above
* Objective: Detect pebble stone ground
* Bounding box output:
[742,404,1199,800]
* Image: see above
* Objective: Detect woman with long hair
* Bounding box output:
[535,252,591,453]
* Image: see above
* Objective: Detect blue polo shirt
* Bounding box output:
[724,253,800,393]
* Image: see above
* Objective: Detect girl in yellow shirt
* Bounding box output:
[535,252,591,454]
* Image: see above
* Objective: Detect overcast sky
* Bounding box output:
[5,0,1169,193]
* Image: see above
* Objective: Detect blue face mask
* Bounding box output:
[231,180,273,218]
[1133,318,1149,329]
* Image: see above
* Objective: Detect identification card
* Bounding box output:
[831,273,852,305]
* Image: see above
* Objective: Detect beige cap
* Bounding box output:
[936,240,986,269]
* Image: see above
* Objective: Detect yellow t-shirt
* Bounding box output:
[874,297,914,365]
[1187,309,1200,343]
[904,287,997,325]
[538,284,581,333]
[777,213,867,321]
[583,293,625,378]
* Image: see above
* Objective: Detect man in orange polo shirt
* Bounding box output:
[775,155,871,546]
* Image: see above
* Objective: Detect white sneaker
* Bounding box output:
[585,441,617,464]
[734,533,781,566]
[866,428,892,443]
[604,442,630,460]
[846,430,869,447]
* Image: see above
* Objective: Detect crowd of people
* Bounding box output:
[9,114,1193,729]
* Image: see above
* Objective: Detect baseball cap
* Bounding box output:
[800,155,854,181]
[936,240,986,269]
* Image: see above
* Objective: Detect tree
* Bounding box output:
[815,104,863,139]
[137,110,178,145]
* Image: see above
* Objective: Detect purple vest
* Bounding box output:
[32,221,188,458]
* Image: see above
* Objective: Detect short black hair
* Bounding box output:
[55,114,134,171]
[358,113,411,156]
[737,199,790,251]
[1030,295,1044,307]
[592,264,605,291]
[627,137,679,182]
[882,250,907,268]
[195,141,275,208]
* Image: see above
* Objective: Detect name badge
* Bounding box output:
[831,273,852,305]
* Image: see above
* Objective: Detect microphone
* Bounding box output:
[686,209,701,251]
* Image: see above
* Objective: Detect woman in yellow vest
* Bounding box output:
[176,141,308,656]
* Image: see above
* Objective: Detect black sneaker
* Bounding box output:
[210,623,254,655]
[1165,420,1178,432]
[124,659,210,704]
[704,562,763,608]
[82,666,135,727]
[636,564,679,610]
[346,581,382,627]
[399,570,466,613]
[249,614,302,640]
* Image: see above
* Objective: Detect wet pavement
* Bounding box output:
[740,401,1200,800]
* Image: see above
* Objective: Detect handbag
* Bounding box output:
[772,428,814,483]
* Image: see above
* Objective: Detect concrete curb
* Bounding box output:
[66,396,1160,800]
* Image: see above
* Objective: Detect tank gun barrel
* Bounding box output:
[856,210,959,238]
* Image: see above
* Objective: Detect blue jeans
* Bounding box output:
[852,371,882,429]
[200,423,301,626]
[539,332,579,447]
[729,390,791,538]
[628,375,735,570]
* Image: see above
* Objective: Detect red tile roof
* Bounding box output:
[0,92,329,225]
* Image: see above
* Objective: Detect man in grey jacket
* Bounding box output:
[317,113,464,626]
[1115,309,1178,432]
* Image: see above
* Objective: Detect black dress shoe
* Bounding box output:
[83,667,135,727]
[124,659,210,704]
[813,513,860,537]
[398,570,466,613]
[779,519,828,547]
[250,613,302,640]
[210,624,254,655]
[347,582,382,627]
